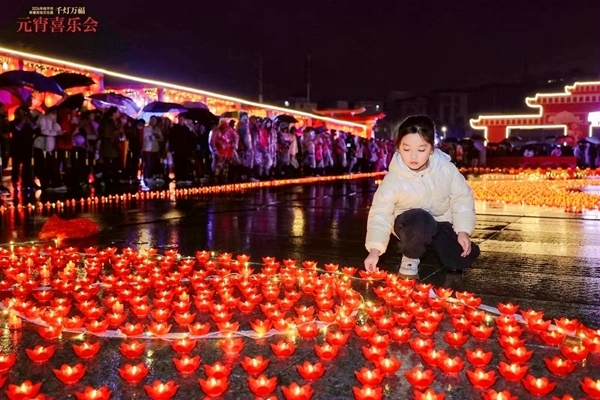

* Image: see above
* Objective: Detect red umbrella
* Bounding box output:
[555,135,576,146]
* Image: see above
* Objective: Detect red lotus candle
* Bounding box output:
[25,345,55,363]
[318,310,337,323]
[217,321,240,333]
[498,361,529,381]
[427,296,446,309]
[498,336,526,349]
[421,349,447,367]
[296,361,325,381]
[522,374,556,397]
[527,318,551,333]
[451,316,472,331]
[118,362,149,384]
[0,352,16,372]
[581,377,600,399]
[53,363,87,385]
[326,331,349,346]
[72,342,101,359]
[354,367,384,386]
[498,324,523,337]
[470,324,494,340]
[409,337,434,354]
[373,316,395,330]
[336,315,356,330]
[466,368,497,389]
[271,340,296,358]
[362,345,387,361]
[540,328,567,346]
[404,367,435,389]
[204,361,232,379]
[554,317,579,332]
[443,331,469,347]
[38,324,62,339]
[497,302,519,315]
[354,324,377,339]
[413,388,445,400]
[173,355,201,375]
[119,340,146,359]
[144,380,178,400]
[250,319,273,336]
[393,311,414,326]
[151,308,172,322]
[466,348,493,367]
[560,343,589,362]
[375,356,401,375]
[438,355,465,374]
[297,322,319,339]
[245,371,277,397]
[198,377,229,398]
[543,356,575,377]
[188,322,211,336]
[282,382,314,400]
[85,319,110,334]
[390,327,412,343]
[583,335,600,353]
[352,385,383,400]
[445,302,465,315]
[74,386,112,400]
[496,315,518,328]
[368,333,391,348]
[481,389,517,400]
[120,323,144,337]
[314,343,340,361]
[220,337,245,356]
[170,337,197,355]
[241,356,270,375]
[415,320,438,336]
[6,380,42,399]
[504,346,533,363]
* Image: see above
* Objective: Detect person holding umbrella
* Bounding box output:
[0,102,10,194]
[169,113,196,186]
[9,106,39,194]
[98,106,122,191]
[35,106,67,192]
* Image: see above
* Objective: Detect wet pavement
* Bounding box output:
[0,176,599,399]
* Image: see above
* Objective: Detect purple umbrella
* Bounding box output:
[89,92,140,116]
[0,70,64,96]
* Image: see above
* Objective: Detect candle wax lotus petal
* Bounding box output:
[352,385,383,400]
[281,382,314,400]
[74,386,112,400]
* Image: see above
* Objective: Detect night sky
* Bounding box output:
[0,0,598,103]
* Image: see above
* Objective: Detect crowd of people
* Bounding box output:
[0,102,395,197]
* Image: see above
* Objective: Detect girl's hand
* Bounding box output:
[364,250,380,272]
[457,232,472,257]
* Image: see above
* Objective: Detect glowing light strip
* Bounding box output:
[0,45,366,129]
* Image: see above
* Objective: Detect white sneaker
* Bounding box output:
[399,256,420,275]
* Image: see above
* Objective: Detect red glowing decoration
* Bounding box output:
[173,355,201,375]
[560,344,589,362]
[74,386,112,400]
[118,362,149,384]
[220,337,245,356]
[198,377,229,398]
[144,380,179,400]
[497,302,519,315]
[271,340,296,358]
[248,374,277,397]
[580,377,600,399]
[314,343,340,361]
[554,317,579,331]
[470,324,494,340]
[119,340,146,359]
[53,363,87,384]
[204,361,232,379]
[543,356,575,377]
[326,331,349,346]
[409,337,434,354]
[38,324,62,340]
[390,327,412,343]
[297,322,319,339]
[498,361,529,381]
[466,348,493,367]
[170,337,197,355]
[466,368,497,389]
[522,374,556,397]
[404,366,435,389]
[241,356,270,375]
[296,361,325,381]
[362,345,387,361]
[504,346,533,363]
[443,330,469,347]
[0,353,16,372]
[188,322,211,336]
[120,323,145,337]
[374,356,401,375]
[6,380,43,400]
[72,342,101,359]
[438,355,465,374]
[481,389,518,400]
[413,388,445,400]
[352,385,383,400]
[421,349,447,367]
[282,382,314,400]
[354,367,384,386]
[414,320,438,336]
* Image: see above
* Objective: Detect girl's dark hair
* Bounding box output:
[394,115,435,148]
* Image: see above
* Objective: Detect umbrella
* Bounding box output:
[220,110,244,119]
[181,108,219,126]
[554,135,576,146]
[275,114,298,124]
[0,70,64,96]
[89,92,140,116]
[50,72,95,89]
[141,101,188,113]
[583,136,600,145]
[182,101,208,110]
[441,137,459,143]
[57,93,85,110]
[0,87,31,109]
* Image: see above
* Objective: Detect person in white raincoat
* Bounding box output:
[364,115,480,276]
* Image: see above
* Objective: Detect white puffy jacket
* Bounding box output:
[365,148,476,255]
[34,114,62,152]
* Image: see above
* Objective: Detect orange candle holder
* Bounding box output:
[466,368,497,389]
[247,374,277,397]
[173,355,201,375]
[5,380,43,400]
[409,337,434,354]
[421,349,447,367]
[352,385,383,400]
[25,345,55,363]
[451,316,472,331]
[198,377,229,398]
[144,380,179,400]
[438,355,465,374]
[271,340,296,358]
[443,331,469,347]
[362,345,387,362]
[560,344,589,362]
[375,356,401,375]
[296,361,325,381]
[72,342,101,360]
[390,327,412,343]
[504,346,533,363]
[498,335,526,349]
[241,355,270,375]
[404,367,435,389]
[314,343,340,361]
[119,340,146,359]
[326,331,349,346]
[281,382,314,400]
[204,361,232,379]
[74,386,112,400]
[354,367,384,386]
[543,356,575,377]
[297,323,319,339]
[367,333,391,349]
[581,377,600,399]
[522,374,556,397]
[497,361,529,381]
[466,348,493,367]
[188,322,211,336]
[170,337,197,355]
[118,362,149,384]
[497,302,519,315]
[53,363,87,385]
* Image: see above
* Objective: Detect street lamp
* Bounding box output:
[441,126,447,139]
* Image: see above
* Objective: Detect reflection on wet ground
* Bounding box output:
[0,177,598,399]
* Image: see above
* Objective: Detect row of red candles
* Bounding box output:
[0,245,599,399]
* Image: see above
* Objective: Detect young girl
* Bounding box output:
[364,115,479,275]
